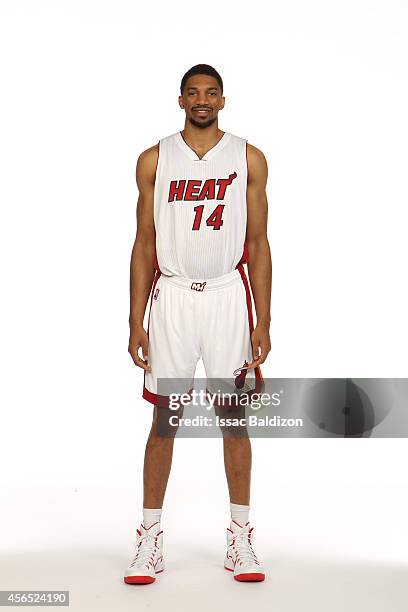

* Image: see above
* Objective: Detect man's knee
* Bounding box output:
[215,405,249,438]
[150,405,184,439]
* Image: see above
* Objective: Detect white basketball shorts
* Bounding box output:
[143,263,263,407]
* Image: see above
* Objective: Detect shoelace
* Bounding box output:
[129,532,159,569]
[230,530,260,566]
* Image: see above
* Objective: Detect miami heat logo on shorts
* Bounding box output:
[233,360,249,389]
[191,281,206,291]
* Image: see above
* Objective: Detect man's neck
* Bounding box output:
[181,122,224,156]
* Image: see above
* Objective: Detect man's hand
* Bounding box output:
[128,326,152,372]
[247,322,271,369]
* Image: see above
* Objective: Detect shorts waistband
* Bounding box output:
[159,268,241,291]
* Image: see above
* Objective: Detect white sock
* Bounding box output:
[143,507,162,528]
[230,502,250,526]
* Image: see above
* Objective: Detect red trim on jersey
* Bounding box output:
[242,143,249,265]
[238,241,249,265]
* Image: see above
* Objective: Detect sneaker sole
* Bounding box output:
[124,569,164,585]
[124,576,155,584]
[234,572,265,582]
[224,566,265,582]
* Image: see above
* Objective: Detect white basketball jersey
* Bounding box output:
[153,131,248,279]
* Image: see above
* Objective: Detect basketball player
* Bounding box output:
[124,65,272,584]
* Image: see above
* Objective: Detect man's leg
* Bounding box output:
[143,405,181,508]
[217,414,264,581]
[222,434,251,506]
[215,404,251,506]
[124,404,181,585]
[199,271,265,581]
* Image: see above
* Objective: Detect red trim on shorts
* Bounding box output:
[143,261,264,407]
[142,385,172,408]
[142,267,194,407]
[236,262,264,386]
[143,269,161,401]
[207,263,264,408]
[142,385,194,408]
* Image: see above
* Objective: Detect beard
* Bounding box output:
[188,115,217,129]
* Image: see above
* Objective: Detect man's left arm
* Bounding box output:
[245,143,272,369]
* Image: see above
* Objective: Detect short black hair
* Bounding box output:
[180,64,223,95]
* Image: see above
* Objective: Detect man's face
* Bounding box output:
[179,74,225,129]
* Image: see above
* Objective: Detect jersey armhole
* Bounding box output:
[154,140,160,176]
[152,141,161,273]
[245,140,249,183]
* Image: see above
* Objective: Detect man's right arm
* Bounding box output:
[128,144,159,371]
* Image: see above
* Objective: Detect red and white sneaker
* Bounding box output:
[224,521,265,582]
[123,523,164,584]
